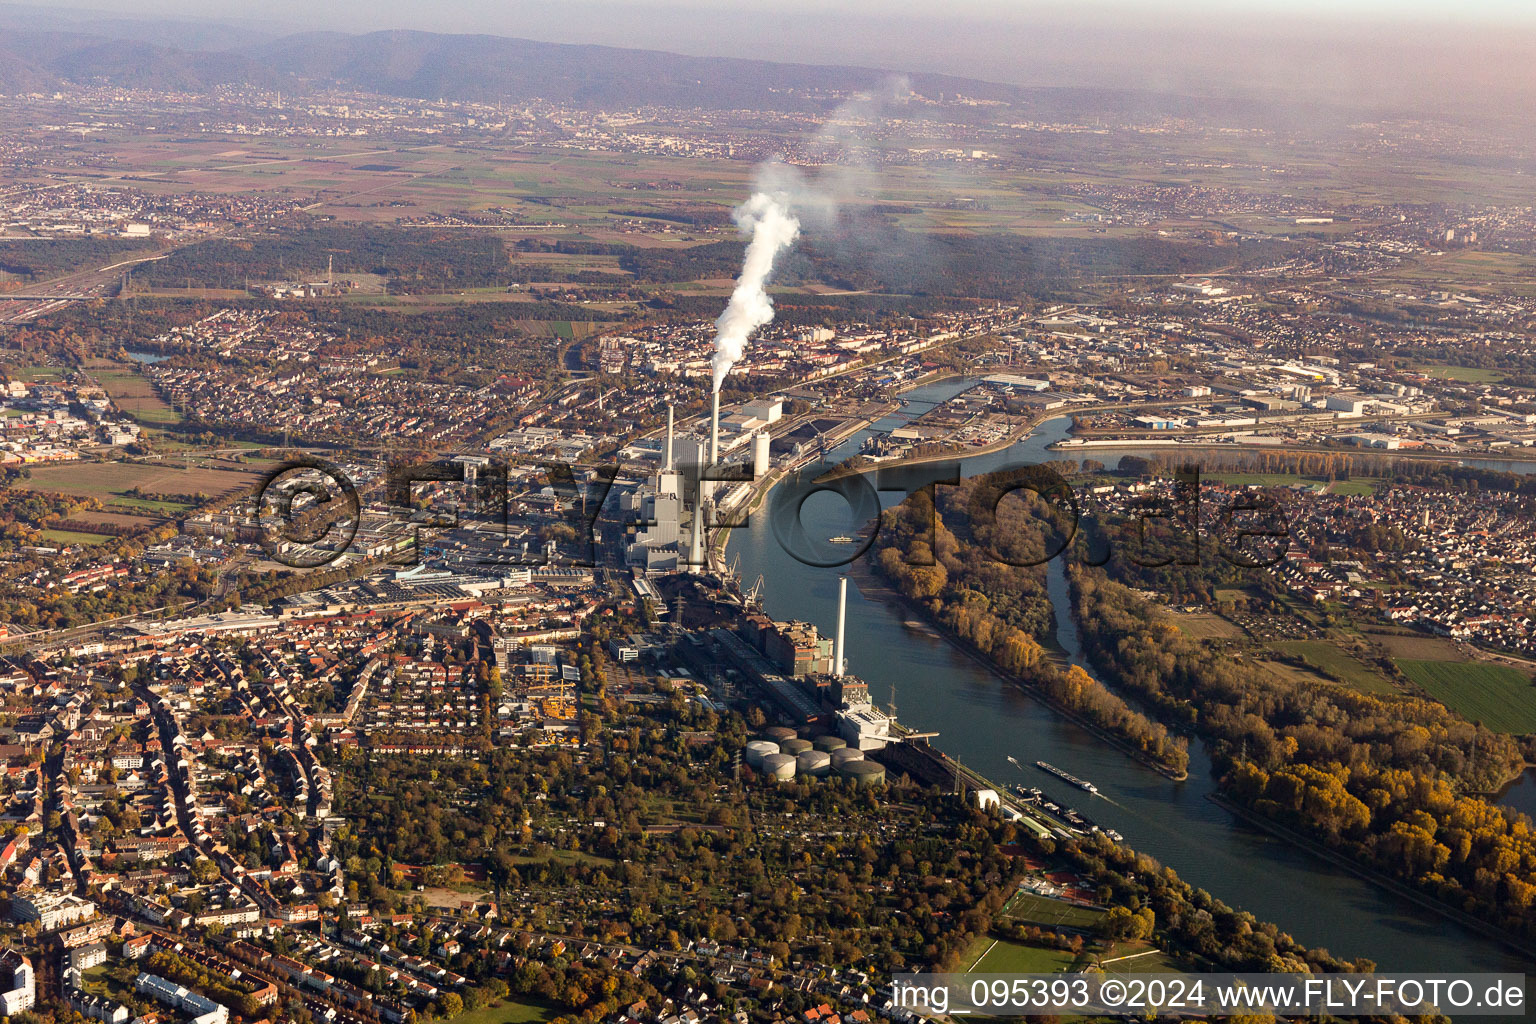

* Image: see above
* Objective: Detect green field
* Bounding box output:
[109,496,196,513]
[1396,659,1536,732]
[1100,949,1181,974]
[453,998,560,1024]
[1001,890,1105,930]
[39,528,115,546]
[1414,364,1508,383]
[1328,479,1382,496]
[969,938,1079,974]
[1202,472,1327,491]
[1270,641,1397,694]
[7,364,67,381]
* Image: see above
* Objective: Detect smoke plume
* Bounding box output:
[709,191,800,392]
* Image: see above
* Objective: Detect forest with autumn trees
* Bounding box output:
[1070,566,1536,939]
[872,470,1190,775]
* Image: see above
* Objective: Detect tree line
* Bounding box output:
[1070,566,1536,939]
[871,473,1190,775]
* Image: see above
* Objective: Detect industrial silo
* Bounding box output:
[763,752,797,781]
[781,738,813,756]
[745,740,779,769]
[764,727,797,744]
[796,750,832,777]
[813,735,847,754]
[839,759,885,787]
[830,747,865,770]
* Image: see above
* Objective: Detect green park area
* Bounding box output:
[453,997,561,1024]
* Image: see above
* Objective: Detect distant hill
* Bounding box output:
[0,15,1265,122]
[247,29,1023,111]
[0,30,283,93]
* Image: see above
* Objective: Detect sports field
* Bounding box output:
[968,939,1078,974]
[1396,659,1536,733]
[40,528,115,546]
[1001,890,1104,930]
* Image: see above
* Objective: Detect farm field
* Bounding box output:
[1381,250,1536,296]
[1396,659,1536,733]
[1269,640,1397,694]
[13,459,261,502]
[1367,630,1466,661]
[93,365,182,423]
[64,509,165,532]
[1168,610,1244,640]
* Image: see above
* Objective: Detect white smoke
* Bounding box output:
[709,191,800,393]
[708,76,912,392]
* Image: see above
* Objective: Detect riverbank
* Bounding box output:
[1209,793,1536,961]
[727,404,1534,974]
[847,554,1190,782]
[1050,436,1536,467]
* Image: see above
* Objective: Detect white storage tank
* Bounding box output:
[745,740,779,769]
[830,747,865,769]
[796,750,832,777]
[763,752,797,781]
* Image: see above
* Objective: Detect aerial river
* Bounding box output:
[727,379,1530,974]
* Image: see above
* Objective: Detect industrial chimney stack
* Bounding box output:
[664,404,675,472]
[709,391,721,469]
[834,576,848,677]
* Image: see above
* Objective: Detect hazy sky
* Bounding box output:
[38,0,1536,26]
[25,0,1536,118]
[44,0,1536,33]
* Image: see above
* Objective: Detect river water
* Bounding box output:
[727,379,1531,974]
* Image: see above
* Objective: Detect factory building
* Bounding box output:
[626,397,777,571]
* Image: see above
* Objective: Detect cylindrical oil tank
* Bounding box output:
[745,740,779,769]
[813,735,847,753]
[781,738,813,756]
[764,727,797,743]
[763,752,797,781]
[830,747,865,769]
[796,750,832,777]
[839,760,885,787]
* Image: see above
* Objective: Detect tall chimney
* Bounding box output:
[709,391,720,468]
[688,493,704,570]
[834,575,848,676]
[663,404,674,471]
